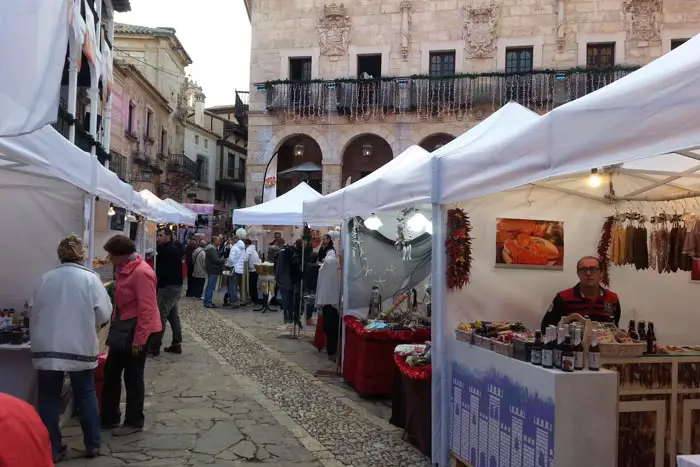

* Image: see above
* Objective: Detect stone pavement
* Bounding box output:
[60,327,324,467]
[179,298,431,467]
[213,305,392,422]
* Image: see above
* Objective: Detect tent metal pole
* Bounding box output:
[623,172,698,194]
[607,191,700,202]
[530,183,609,203]
[621,164,700,197]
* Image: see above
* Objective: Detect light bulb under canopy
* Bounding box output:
[406,212,430,234]
[107,206,116,216]
[364,213,382,230]
[588,168,602,188]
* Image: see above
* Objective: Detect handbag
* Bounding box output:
[105,302,137,352]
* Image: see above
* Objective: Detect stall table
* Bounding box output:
[314,314,327,351]
[342,316,430,396]
[0,343,36,405]
[390,353,431,457]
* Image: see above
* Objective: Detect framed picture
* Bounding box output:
[495,218,564,270]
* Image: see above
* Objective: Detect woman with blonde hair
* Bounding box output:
[30,235,113,462]
[101,235,161,437]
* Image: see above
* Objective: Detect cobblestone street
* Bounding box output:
[59,297,429,467]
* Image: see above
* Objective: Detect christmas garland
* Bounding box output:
[263,65,641,86]
[598,216,615,287]
[445,208,472,290]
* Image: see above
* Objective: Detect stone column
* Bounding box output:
[246,163,267,206]
[322,163,343,194]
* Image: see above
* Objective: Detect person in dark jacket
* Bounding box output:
[184,235,199,297]
[204,236,226,308]
[150,228,184,356]
[275,240,303,325]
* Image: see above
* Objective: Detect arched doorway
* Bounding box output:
[419,133,455,152]
[341,134,393,185]
[276,134,323,196]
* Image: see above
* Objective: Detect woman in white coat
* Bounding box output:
[316,249,340,361]
[30,235,113,462]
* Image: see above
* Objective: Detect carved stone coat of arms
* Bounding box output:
[464,4,499,58]
[624,0,662,41]
[318,3,351,58]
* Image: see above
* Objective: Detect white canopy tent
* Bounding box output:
[302,103,541,223]
[234,182,338,226]
[418,35,700,467]
[0,1,68,136]
[164,198,198,226]
[139,189,187,225]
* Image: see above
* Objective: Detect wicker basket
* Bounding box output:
[599,341,646,357]
[255,262,275,276]
[493,340,514,357]
[455,329,472,343]
[474,334,493,350]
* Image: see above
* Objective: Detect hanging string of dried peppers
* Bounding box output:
[446,208,473,290]
[598,216,615,287]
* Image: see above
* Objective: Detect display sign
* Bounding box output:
[450,353,555,467]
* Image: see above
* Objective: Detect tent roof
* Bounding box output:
[278,162,322,175]
[164,198,197,225]
[139,189,185,224]
[234,182,333,225]
[429,34,700,206]
[302,103,540,222]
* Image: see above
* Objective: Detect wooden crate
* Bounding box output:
[450,453,472,467]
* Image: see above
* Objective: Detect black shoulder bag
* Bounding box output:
[105,299,137,352]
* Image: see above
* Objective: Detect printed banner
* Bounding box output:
[262,157,277,203]
[450,351,555,467]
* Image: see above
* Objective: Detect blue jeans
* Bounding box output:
[204,274,219,305]
[281,287,300,324]
[227,273,239,306]
[38,369,100,456]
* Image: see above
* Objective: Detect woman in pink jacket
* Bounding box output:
[101,235,161,437]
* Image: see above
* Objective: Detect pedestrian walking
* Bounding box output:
[29,235,112,462]
[203,236,226,308]
[184,235,199,297]
[191,238,207,299]
[151,227,184,356]
[245,239,261,305]
[226,229,246,308]
[101,235,161,437]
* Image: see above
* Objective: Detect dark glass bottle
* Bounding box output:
[589,335,601,371]
[561,336,575,372]
[628,320,639,340]
[638,320,647,341]
[573,327,584,371]
[542,327,555,369]
[646,321,657,354]
[531,331,543,366]
[553,326,564,369]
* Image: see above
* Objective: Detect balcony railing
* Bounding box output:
[168,153,199,179]
[54,98,110,162]
[264,67,638,121]
[110,151,127,181]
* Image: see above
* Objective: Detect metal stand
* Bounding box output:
[254,293,276,313]
[255,276,276,313]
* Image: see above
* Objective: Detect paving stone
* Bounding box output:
[232,440,256,459]
[193,422,243,455]
[240,423,288,445]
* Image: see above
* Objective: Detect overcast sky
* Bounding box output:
[115,0,251,106]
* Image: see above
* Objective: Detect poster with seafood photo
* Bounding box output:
[496,218,564,270]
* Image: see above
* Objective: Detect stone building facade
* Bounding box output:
[244,0,700,206]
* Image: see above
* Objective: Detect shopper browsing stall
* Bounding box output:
[151,228,184,356]
[540,256,621,331]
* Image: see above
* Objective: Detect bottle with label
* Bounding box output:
[628,320,639,340]
[589,335,601,371]
[646,321,657,354]
[573,327,584,371]
[637,320,647,341]
[554,326,565,369]
[531,331,543,366]
[561,335,575,372]
[542,327,555,369]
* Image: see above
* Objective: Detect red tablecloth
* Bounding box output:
[314,314,327,351]
[391,353,432,457]
[342,316,430,396]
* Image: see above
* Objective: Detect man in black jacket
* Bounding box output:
[151,228,184,356]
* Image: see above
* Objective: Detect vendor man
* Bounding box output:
[540,256,621,332]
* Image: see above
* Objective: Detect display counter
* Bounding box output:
[390,353,431,457]
[449,343,618,467]
[603,355,700,467]
[342,316,430,396]
[0,343,36,405]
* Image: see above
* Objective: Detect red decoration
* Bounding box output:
[394,353,432,381]
[343,316,431,342]
[445,208,473,290]
[598,216,614,287]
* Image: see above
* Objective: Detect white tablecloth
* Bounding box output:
[0,345,37,406]
[678,455,700,467]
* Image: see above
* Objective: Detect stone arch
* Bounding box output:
[338,124,400,159]
[419,132,456,152]
[274,133,324,195]
[260,126,332,165]
[340,133,394,185]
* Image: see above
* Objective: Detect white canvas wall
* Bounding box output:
[448,181,700,345]
[0,171,83,309]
